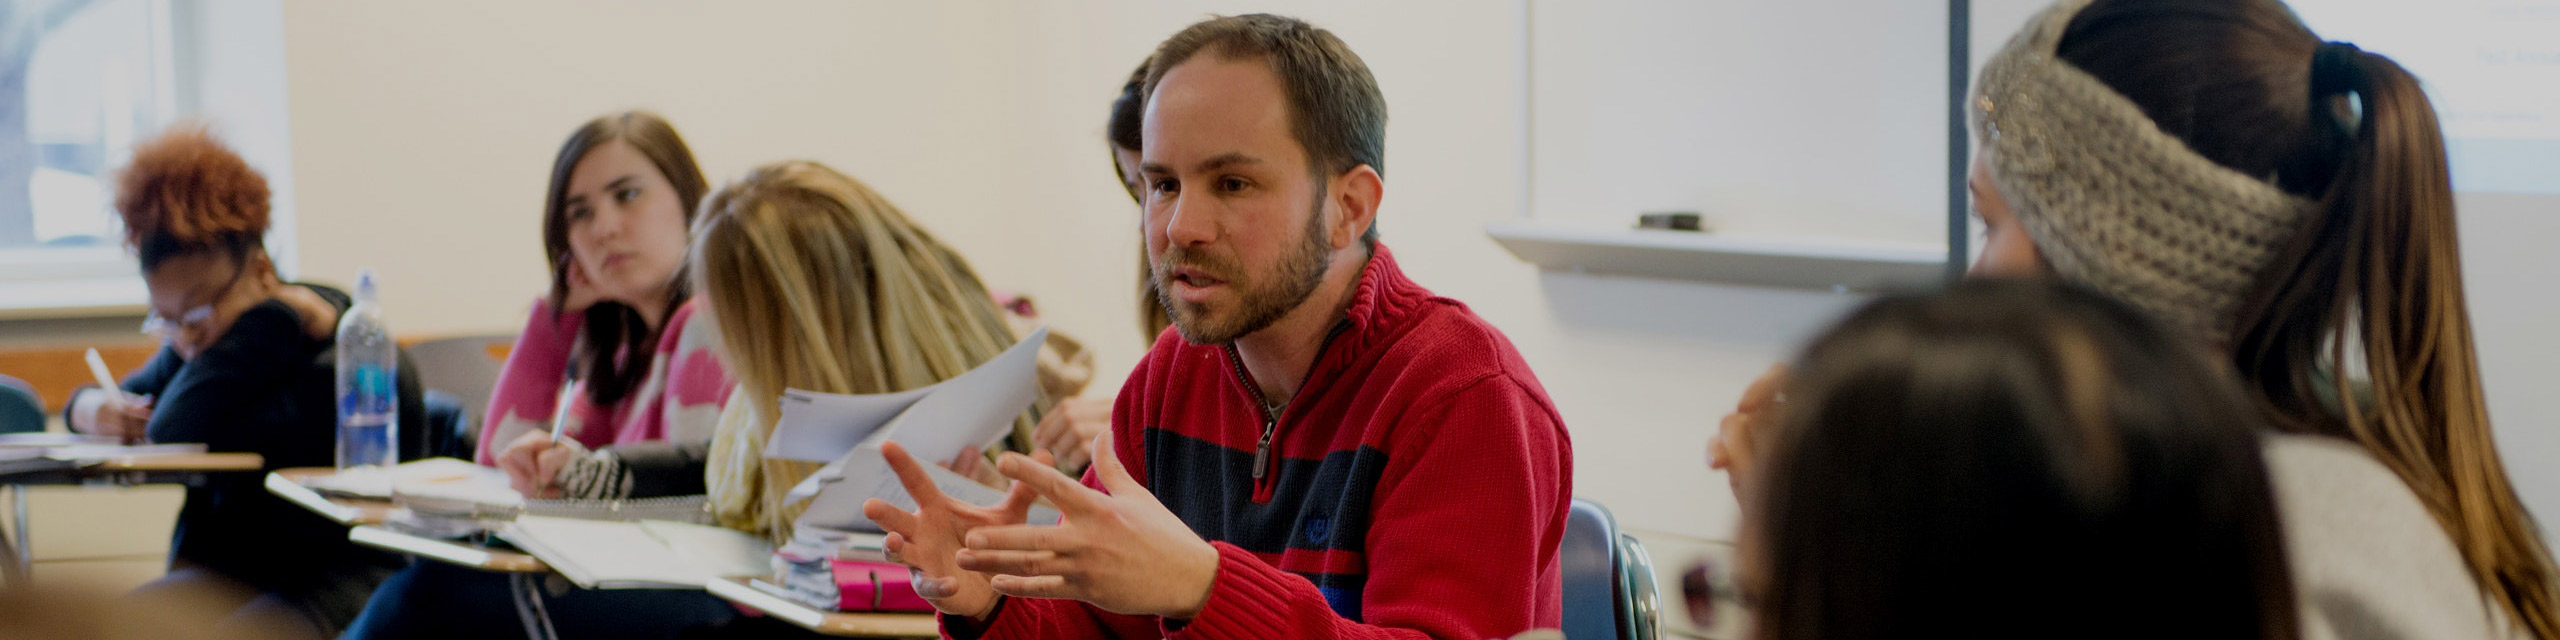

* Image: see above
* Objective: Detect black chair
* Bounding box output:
[422,390,473,461]
[407,334,514,460]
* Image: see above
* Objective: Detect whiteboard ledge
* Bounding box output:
[1485,222,1949,292]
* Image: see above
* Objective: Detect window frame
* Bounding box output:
[0,0,293,319]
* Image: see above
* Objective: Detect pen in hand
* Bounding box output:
[84,348,149,444]
[542,383,575,496]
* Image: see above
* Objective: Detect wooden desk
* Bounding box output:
[265,467,394,526]
[705,577,939,638]
[348,525,547,573]
[3,452,263,485]
[96,452,263,472]
[1,452,264,585]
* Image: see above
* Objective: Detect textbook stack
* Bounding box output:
[739,328,1057,613]
[760,529,927,612]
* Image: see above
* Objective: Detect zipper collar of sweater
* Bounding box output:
[1218,243,1426,410]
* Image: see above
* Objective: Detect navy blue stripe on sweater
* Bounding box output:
[1142,427,1387,620]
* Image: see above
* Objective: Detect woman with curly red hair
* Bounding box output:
[63,125,424,639]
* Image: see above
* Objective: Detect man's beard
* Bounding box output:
[1152,198,1334,346]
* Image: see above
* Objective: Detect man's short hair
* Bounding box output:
[1146,14,1386,242]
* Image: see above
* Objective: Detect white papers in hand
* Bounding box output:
[789,444,1061,532]
[771,327,1062,533]
[763,386,931,463]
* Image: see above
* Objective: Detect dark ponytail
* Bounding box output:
[2056,1,2560,634]
[2232,44,2560,637]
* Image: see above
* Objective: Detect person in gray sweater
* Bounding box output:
[1718,0,2555,637]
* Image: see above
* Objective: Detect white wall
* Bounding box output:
[2458,195,2560,544]
[276,1,1027,338]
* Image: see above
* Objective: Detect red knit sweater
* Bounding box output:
[947,245,1572,639]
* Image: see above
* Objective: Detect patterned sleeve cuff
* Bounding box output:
[552,444,633,499]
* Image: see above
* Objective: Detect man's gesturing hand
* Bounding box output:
[862,441,1041,622]
[957,431,1222,620]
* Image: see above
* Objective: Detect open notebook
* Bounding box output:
[288,457,713,531]
[499,516,773,589]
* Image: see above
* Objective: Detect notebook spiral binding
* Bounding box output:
[522,495,713,523]
[394,494,714,539]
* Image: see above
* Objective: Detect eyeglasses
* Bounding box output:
[139,304,217,337]
[140,265,248,337]
[1681,560,1740,631]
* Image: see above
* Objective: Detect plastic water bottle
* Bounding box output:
[335,270,399,471]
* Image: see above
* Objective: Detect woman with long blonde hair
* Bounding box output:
[689,160,1055,541]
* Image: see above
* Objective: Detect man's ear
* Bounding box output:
[1327,165,1383,250]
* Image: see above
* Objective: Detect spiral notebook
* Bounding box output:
[499,516,772,589]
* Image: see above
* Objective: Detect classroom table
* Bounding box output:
[277,468,932,638]
[704,576,940,638]
[262,468,547,573]
[0,452,264,585]
[346,525,548,573]
[270,471,585,640]
[265,467,395,526]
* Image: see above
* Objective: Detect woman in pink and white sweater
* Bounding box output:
[341,112,742,640]
[474,111,734,484]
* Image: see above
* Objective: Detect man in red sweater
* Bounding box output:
[866,13,1572,640]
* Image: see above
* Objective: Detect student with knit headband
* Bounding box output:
[867,14,1573,639]
[1716,0,2556,637]
[65,125,425,639]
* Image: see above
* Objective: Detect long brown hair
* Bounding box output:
[540,111,710,407]
[1109,57,1173,341]
[2057,1,2559,633]
[1754,280,2297,639]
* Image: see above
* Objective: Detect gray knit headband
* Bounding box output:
[1971,0,2320,345]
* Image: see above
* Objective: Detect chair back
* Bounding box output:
[1561,498,1664,640]
[0,375,42,434]
[1613,531,1661,640]
[405,334,513,431]
[1563,498,1626,640]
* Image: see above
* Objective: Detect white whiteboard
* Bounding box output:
[1527,0,1953,246]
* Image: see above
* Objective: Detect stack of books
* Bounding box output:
[732,328,1056,614]
[756,528,927,612]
